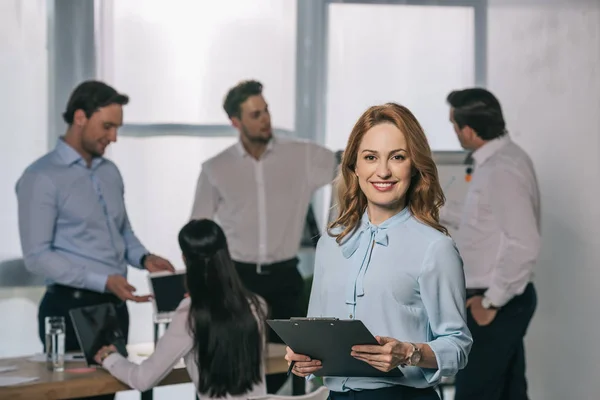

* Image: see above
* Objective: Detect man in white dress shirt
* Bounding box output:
[190,80,337,393]
[444,88,540,400]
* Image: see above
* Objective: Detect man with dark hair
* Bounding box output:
[445,88,541,400]
[16,80,174,400]
[191,79,337,393]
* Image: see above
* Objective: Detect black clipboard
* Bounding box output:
[267,318,404,378]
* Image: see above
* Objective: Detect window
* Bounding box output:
[325,3,475,152]
[106,135,237,344]
[93,2,298,345]
[97,0,297,130]
[107,136,237,266]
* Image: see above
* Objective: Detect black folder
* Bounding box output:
[267,318,404,378]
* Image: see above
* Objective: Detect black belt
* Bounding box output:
[46,284,122,304]
[234,257,298,275]
[466,288,487,297]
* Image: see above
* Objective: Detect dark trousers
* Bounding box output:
[454,283,537,400]
[234,258,305,394]
[38,285,129,400]
[329,385,439,400]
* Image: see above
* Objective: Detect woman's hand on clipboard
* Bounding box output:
[285,347,322,377]
[351,336,411,372]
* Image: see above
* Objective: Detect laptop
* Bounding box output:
[147,270,187,321]
[69,303,128,366]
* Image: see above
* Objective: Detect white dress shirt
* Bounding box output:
[451,135,541,307]
[103,297,267,398]
[190,137,337,264]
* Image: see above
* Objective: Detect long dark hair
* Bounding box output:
[178,219,265,397]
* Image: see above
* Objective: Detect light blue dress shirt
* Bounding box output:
[16,139,148,293]
[307,207,472,392]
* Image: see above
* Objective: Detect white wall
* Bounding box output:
[487,1,600,398]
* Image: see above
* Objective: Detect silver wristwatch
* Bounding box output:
[405,342,422,366]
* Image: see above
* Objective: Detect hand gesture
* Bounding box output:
[105,275,152,302]
[284,346,322,377]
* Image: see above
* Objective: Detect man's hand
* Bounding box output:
[351,336,410,372]
[143,254,175,273]
[467,295,498,326]
[105,275,151,303]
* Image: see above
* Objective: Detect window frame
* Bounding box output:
[298,0,487,148]
[49,0,486,146]
[93,0,297,139]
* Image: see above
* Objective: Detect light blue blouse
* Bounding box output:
[307,207,472,392]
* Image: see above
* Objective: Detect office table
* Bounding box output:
[0,342,289,399]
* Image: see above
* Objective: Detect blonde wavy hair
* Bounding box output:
[328,103,448,243]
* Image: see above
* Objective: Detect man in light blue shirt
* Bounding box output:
[16,82,174,387]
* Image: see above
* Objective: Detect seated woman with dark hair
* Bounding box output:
[94,219,267,399]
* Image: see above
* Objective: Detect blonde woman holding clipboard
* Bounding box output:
[286,104,473,399]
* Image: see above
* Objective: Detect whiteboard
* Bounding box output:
[433,151,470,238]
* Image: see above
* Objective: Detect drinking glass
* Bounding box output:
[45,316,65,372]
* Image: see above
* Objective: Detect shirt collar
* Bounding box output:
[236,137,276,158]
[340,206,411,259]
[472,134,511,167]
[55,138,104,169]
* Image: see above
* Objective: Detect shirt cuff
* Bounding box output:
[424,339,465,384]
[102,352,125,370]
[421,341,444,384]
[128,247,149,269]
[484,286,511,308]
[85,271,109,293]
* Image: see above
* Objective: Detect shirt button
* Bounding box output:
[349,314,353,318]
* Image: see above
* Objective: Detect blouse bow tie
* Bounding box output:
[341,222,389,259]
[341,222,389,312]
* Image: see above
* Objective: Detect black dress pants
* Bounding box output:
[234,258,305,394]
[38,284,129,400]
[454,283,537,400]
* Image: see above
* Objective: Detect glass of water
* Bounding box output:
[45,316,65,372]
